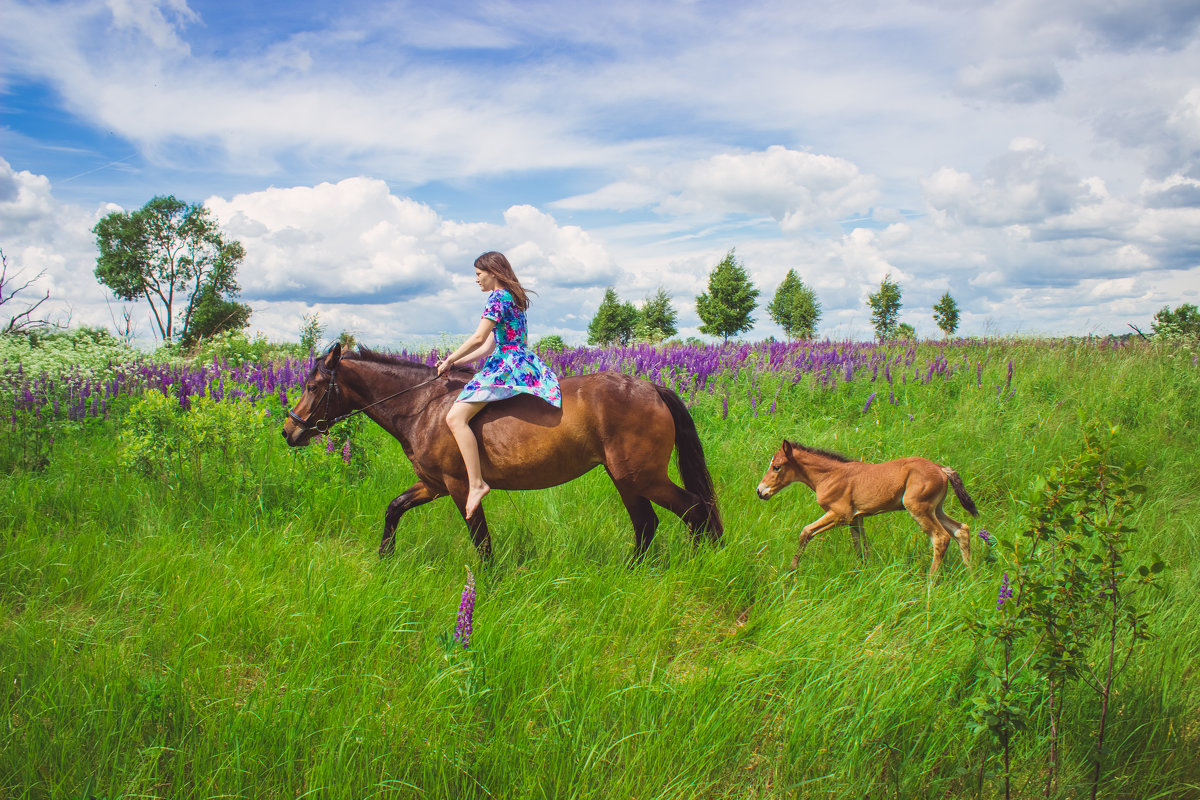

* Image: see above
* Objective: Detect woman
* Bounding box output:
[435,252,562,519]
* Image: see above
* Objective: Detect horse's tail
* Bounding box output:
[655,385,724,541]
[942,466,979,517]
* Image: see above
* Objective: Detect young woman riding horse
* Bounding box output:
[281,262,723,561]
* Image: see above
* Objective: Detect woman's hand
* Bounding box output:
[436,358,454,377]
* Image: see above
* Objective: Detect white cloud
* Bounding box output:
[557,146,879,231]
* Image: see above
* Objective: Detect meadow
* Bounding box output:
[1,333,1198,799]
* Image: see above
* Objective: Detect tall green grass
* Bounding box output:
[2,340,1197,799]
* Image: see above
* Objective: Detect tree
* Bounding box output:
[637,287,678,342]
[1152,303,1200,341]
[932,291,960,337]
[94,195,248,344]
[767,268,821,340]
[695,249,759,341]
[896,322,916,340]
[587,287,638,345]
[180,283,252,346]
[0,248,53,334]
[866,272,903,342]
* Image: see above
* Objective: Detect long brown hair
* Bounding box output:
[474,251,532,311]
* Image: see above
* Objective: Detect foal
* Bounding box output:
[756,440,978,576]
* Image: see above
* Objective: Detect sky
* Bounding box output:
[1,0,1199,348]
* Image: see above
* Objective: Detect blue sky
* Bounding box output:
[2,0,1198,346]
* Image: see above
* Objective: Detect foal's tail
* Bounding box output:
[655,385,724,540]
[942,466,979,517]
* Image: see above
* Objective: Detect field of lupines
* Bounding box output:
[2,331,1198,799]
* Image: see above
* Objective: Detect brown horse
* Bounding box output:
[281,344,723,559]
[755,440,978,576]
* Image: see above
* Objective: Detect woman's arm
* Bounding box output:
[437,318,496,376]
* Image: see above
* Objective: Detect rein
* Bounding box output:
[287,360,443,434]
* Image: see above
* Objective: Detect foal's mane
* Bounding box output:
[792,442,853,463]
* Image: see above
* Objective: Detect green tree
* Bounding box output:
[1151,303,1200,341]
[896,322,916,340]
[180,283,251,346]
[932,291,960,337]
[767,269,821,340]
[94,195,247,344]
[695,249,759,341]
[637,287,678,342]
[866,272,903,342]
[587,287,638,346]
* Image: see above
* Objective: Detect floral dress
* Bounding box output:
[457,289,562,408]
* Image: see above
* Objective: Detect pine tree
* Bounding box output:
[767,269,821,340]
[587,287,638,345]
[638,287,678,342]
[695,249,759,341]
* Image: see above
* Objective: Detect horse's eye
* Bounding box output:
[772,464,781,472]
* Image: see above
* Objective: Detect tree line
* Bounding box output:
[16,191,1189,348]
[586,248,966,346]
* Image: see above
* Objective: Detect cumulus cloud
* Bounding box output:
[556,146,879,230]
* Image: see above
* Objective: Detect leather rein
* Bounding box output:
[286,359,442,434]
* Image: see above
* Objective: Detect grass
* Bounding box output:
[1,338,1198,799]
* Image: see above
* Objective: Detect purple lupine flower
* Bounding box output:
[997,573,1013,610]
[325,435,336,454]
[342,439,352,465]
[978,529,993,546]
[862,392,876,414]
[454,566,476,648]
[721,394,728,420]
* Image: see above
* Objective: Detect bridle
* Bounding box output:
[286,358,442,434]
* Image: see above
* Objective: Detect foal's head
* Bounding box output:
[282,343,352,447]
[756,439,802,499]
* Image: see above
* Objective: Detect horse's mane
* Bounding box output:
[341,346,473,377]
[792,442,854,463]
[341,346,426,368]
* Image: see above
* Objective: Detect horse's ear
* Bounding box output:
[324,342,342,369]
[782,438,795,451]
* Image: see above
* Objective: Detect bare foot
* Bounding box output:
[465,483,491,520]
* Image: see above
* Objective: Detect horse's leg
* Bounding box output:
[640,480,715,544]
[936,505,973,573]
[618,489,660,563]
[380,480,439,556]
[850,516,869,560]
[450,490,492,560]
[791,510,843,570]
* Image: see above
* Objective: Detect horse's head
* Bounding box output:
[282,343,352,447]
[756,439,801,499]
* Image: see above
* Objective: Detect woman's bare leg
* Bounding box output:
[445,400,490,519]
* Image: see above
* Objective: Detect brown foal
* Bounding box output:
[756,440,978,576]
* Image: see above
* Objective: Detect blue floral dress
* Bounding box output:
[457,289,562,407]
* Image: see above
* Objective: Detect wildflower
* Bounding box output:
[978,529,993,546]
[325,436,336,454]
[862,392,876,414]
[342,439,352,464]
[721,394,728,420]
[454,567,476,648]
[997,572,1014,610]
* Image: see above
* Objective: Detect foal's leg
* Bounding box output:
[380,480,439,556]
[909,508,952,577]
[791,510,843,570]
[936,505,973,573]
[849,517,870,560]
